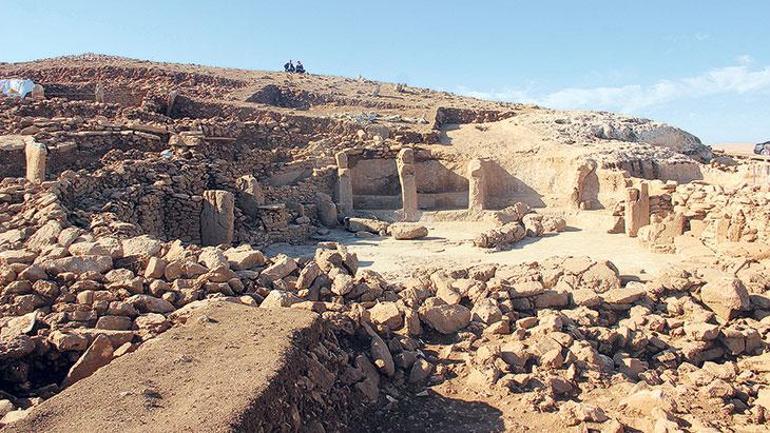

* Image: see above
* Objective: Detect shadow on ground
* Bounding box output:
[354,390,505,433]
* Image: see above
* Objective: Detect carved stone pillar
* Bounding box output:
[201,190,234,246]
[467,159,486,212]
[397,148,418,221]
[335,150,354,216]
[25,140,47,184]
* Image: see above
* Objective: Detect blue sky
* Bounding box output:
[2,1,769,143]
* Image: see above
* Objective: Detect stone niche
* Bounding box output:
[336,147,488,217]
[350,157,403,210]
[415,159,469,210]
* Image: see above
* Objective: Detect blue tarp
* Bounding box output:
[0,79,35,99]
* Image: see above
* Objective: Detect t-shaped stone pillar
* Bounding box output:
[201,190,234,246]
[25,140,47,184]
[624,181,650,237]
[335,150,354,216]
[467,158,486,212]
[397,148,419,221]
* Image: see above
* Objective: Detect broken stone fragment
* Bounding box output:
[0,312,37,341]
[419,302,471,334]
[260,290,302,308]
[126,294,175,314]
[389,223,428,240]
[408,358,434,384]
[700,277,750,321]
[260,256,297,281]
[121,235,162,258]
[62,334,114,388]
[347,218,389,234]
[42,255,113,276]
[235,175,265,217]
[224,245,266,271]
[368,302,403,330]
[48,330,89,351]
[365,324,394,377]
[144,257,167,279]
[315,192,338,228]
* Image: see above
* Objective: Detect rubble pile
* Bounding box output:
[474,203,567,249]
[2,55,770,432]
[673,182,770,246]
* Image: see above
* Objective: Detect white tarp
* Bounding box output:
[0,79,35,98]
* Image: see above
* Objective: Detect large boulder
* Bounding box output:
[315,193,338,228]
[368,302,403,330]
[419,302,471,334]
[700,277,750,320]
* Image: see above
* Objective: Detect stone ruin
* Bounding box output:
[0,55,769,432]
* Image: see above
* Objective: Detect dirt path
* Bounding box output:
[268,212,684,281]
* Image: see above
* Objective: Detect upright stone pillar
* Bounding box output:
[95,83,105,103]
[397,148,419,221]
[25,140,47,184]
[235,175,265,218]
[639,181,650,227]
[624,181,650,237]
[335,151,354,216]
[467,158,486,212]
[31,84,45,99]
[201,190,234,246]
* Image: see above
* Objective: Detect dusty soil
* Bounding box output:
[269,212,681,281]
[4,302,320,433]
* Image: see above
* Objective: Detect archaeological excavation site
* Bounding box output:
[1,54,770,433]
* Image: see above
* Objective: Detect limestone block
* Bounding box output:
[397,148,418,221]
[235,175,265,217]
[201,190,234,246]
[625,181,650,237]
[335,151,354,216]
[25,140,47,184]
[467,159,486,211]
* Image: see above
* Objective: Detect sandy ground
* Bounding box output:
[712,142,756,155]
[5,303,320,433]
[268,212,682,281]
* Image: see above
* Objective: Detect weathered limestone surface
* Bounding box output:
[624,181,650,237]
[235,175,265,217]
[3,302,321,433]
[201,190,235,246]
[336,151,354,216]
[572,159,598,210]
[25,140,47,184]
[397,148,418,221]
[467,158,486,212]
[315,192,338,227]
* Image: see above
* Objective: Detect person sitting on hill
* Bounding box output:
[295,61,306,74]
[284,60,295,73]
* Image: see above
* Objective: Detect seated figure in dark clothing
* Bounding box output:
[295,61,306,74]
[284,60,295,73]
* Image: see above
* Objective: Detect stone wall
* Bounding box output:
[433,106,516,129]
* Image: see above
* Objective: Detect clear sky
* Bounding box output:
[2,1,769,144]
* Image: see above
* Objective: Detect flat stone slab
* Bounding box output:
[6,301,320,433]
